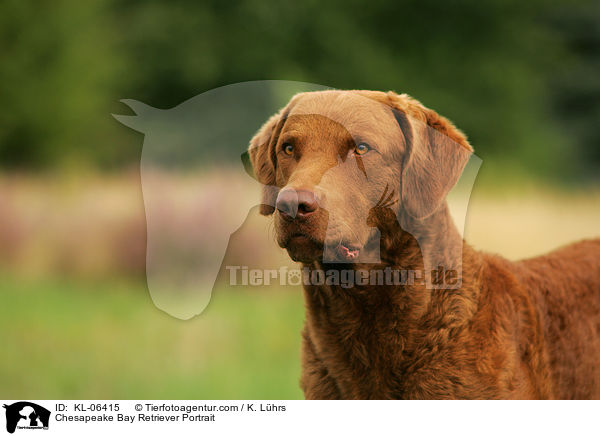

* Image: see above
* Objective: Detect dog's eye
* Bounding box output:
[283,143,294,156]
[354,143,370,155]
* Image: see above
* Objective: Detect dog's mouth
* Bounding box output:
[287,232,319,246]
[282,232,322,263]
[283,231,363,263]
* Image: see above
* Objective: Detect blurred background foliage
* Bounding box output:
[0,0,599,181]
[0,0,599,399]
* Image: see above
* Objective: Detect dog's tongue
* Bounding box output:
[337,244,360,261]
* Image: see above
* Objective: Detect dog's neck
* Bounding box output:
[302,201,482,392]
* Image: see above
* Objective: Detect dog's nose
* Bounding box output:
[276,188,318,220]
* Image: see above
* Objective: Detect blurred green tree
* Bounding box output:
[0,0,133,169]
[0,0,597,181]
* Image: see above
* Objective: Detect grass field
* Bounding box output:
[0,277,305,399]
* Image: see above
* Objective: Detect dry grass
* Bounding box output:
[464,186,600,260]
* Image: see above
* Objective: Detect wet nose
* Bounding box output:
[276,188,319,220]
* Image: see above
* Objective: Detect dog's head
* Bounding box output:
[248,90,473,264]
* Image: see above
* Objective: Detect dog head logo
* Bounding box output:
[113,81,481,319]
[3,402,50,434]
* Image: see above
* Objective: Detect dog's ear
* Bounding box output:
[386,93,473,219]
[248,110,286,215]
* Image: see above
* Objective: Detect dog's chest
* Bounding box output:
[304,320,508,399]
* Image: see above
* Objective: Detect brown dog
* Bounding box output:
[248,90,600,399]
